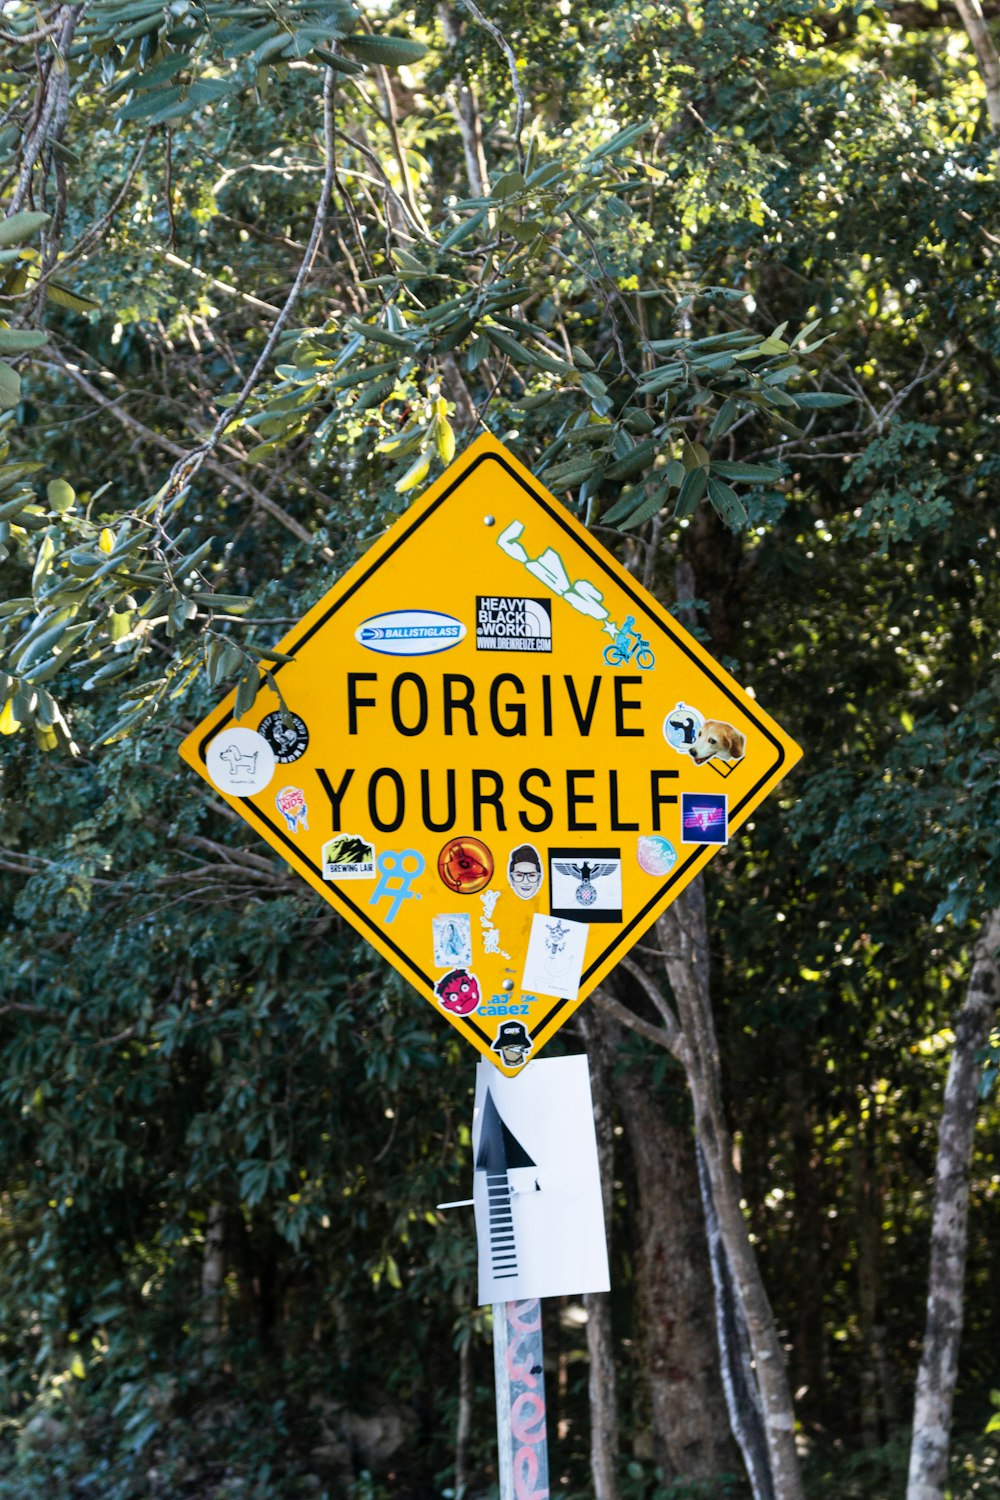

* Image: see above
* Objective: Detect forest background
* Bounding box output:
[0,1,998,1498]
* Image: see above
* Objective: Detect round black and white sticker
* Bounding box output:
[258,710,309,765]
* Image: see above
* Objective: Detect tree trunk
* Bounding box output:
[454,1324,473,1499]
[609,1036,735,1481]
[906,905,1000,1500]
[580,1009,621,1500]
[954,0,1000,168]
[659,882,805,1500]
[200,1202,225,1349]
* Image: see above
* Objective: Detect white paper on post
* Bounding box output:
[472,1053,611,1305]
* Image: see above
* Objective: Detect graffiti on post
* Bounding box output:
[500,1299,550,1500]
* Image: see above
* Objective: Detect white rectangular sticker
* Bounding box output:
[521,913,588,1001]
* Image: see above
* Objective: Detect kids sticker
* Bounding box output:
[433,913,473,968]
[506,843,543,901]
[438,835,494,895]
[206,728,276,795]
[549,848,623,924]
[681,793,728,845]
[435,968,482,1016]
[637,835,677,876]
[322,832,375,880]
[275,785,309,834]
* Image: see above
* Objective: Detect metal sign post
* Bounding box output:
[493,1298,550,1500]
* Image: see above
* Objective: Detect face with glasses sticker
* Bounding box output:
[508,844,542,901]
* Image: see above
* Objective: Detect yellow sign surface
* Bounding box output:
[180,434,801,1074]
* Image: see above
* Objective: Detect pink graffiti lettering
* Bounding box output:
[507,1331,538,1388]
[508,1300,541,1335]
[511,1390,547,1446]
[513,1444,550,1500]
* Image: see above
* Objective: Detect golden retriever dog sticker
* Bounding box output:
[690,719,746,769]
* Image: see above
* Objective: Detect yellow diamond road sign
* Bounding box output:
[180,434,801,1075]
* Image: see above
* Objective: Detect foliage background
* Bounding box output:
[1,1,998,1496]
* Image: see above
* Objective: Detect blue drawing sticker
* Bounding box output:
[369,849,425,922]
[601,613,655,670]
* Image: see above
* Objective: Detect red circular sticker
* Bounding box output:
[437,836,494,895]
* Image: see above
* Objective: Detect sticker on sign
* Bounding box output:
[355,609,466,656]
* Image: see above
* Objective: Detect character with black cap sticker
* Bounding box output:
[492,1019,533,1069]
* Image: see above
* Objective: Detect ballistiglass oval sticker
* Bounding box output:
[355,609,467,657]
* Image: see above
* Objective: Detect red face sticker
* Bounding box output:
[435,968,481,1015]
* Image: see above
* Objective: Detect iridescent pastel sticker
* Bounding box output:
[637,835,677,876]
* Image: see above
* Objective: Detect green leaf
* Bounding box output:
[708,398,739,442]
[45,283,101,313]
[580,371,608,401]
[710,461,783,483]
[601,488,645,525]
[584,118,652,162]
[674,465,707,519]
[707,474,748,531]
[792,391,855,408]
[0,328,48,354]
[46,479,75,513]
[395,449,431,494]
[234,667,260,720]
[439,208,487,251]
[0,361,21,408]
[189,593,255,613]
[491,170,526,200]
[0,211,51,247]
[341,34,429,66]
[604,438,656,481]
[312,47,366,75]
[619,482,668,532]
[353,375,397,412]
